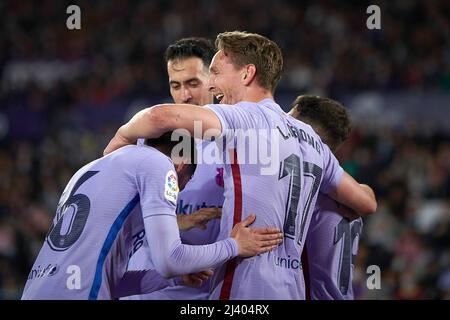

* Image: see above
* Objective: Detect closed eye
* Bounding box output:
[187,79,200,88]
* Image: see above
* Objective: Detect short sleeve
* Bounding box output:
[319,143,344,194]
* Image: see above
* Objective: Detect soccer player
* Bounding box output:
[104,31,377,299]
[125,37,225,300]
[289,95,364,299]
[21,132,283,300]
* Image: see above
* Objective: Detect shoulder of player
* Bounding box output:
[288,115,313,132]
[288,116,325,146]
[236,100,269,112]
[205,101,259,111]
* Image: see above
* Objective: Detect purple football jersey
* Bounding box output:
[21,145,236,300]
[303,193,363,300]
[205,99,344,300]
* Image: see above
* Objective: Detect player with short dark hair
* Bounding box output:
[290,95,364,300]
[165,37,216,106]
[289,95,352,151]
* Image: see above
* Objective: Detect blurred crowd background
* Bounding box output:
[0,0,449,299]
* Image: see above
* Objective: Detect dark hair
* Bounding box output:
[215,31,283,93]
[164,37,216,68]
[290,95,352,151]
[145,131,197,172]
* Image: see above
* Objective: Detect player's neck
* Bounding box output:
[241,87,274,103]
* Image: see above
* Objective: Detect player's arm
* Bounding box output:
[104,104,221,155]
[145,213,282,278]
[328,173,377,217]
[135,153,281,278]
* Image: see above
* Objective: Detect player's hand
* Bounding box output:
[230,214,283,257]
[177,208,222,231]
[104,126,135,155]
[181,269,214,287]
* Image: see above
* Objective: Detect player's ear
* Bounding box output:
[242,64,256,86]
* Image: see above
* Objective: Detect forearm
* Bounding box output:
[360,184,376,202]
[119,106,170,143]
[145,214,238,278]
[104,104,222,155]
[164,238,237,277]
[122,104,221,141]
[352,183,377,216]
[329,172,377,216]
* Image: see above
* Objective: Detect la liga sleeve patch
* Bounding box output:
[164,170,179,204]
